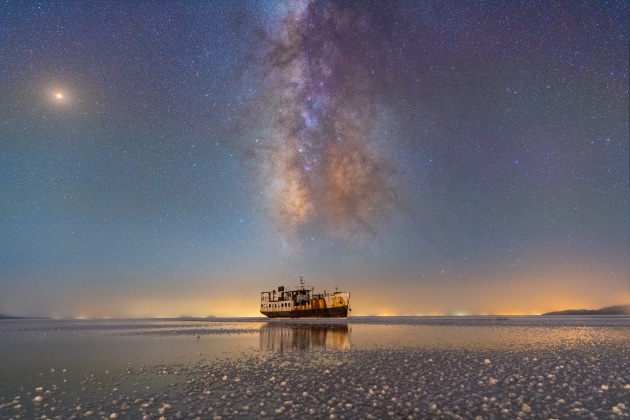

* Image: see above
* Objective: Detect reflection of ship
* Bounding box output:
[260,323,350,352]
[260,276,351,318]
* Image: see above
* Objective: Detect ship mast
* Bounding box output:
[299,275,305,290]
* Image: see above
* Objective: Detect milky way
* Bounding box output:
[1,0,627,317]
[250,2,398,242]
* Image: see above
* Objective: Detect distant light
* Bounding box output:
[55,93,64,99]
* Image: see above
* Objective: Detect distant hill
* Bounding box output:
[543,304,630,316]
[0,314,31,319]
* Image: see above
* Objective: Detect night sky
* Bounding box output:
[1,1,628,318]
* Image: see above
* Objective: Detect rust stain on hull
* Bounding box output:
[261,305,348,319]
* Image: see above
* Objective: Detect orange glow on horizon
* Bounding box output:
[59,293,626,319]
[13,261,627,319]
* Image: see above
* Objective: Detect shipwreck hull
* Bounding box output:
[260,283,350,319]
[261,305,348,318]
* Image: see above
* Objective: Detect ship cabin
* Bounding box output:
[260,285,319,311]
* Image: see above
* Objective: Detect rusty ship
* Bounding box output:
[260,276,351,318]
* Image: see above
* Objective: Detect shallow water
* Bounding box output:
[1,316,629,418]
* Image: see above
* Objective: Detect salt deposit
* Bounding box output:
[0,317,628,418]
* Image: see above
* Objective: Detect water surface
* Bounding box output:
[1,316,628,418]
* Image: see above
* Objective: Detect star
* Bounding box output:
[0,1,626,318]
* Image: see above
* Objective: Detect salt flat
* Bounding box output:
[0,317,628,419]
